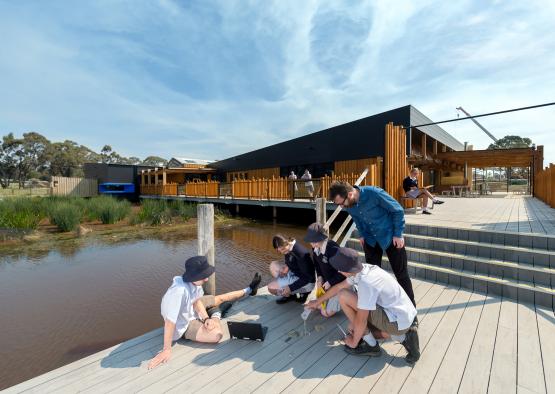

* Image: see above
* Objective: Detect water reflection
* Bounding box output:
[0,221,308,390]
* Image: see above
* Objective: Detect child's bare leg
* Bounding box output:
[267,280,280,295]
[214,290,246,306]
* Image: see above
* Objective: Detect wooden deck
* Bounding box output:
[405,195,555,235]
[6,279,554,393]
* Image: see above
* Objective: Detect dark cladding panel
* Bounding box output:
[212,106,411,172]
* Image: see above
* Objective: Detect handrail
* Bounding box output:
[326,166,369,243]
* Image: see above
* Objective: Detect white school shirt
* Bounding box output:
[347,264,417,330]
[161,276,204,341]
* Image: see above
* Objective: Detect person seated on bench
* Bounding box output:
[304,222,346,317]
[305,247,420,364]
[402,168,444,214]
[269,234,315,304]
[147,256,261,370]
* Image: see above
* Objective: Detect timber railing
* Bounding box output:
[140,166,381,202]
[534,163,554,208]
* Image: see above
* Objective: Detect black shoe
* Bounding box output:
[344,340,381,357]
[422,210,432,215]
[434,200,445,205]
[411,316,419,328]
[295,292,310,303]
[276,295,294,304]
[248,272,262,296]
[207,301,233,319]
[402,328,420,364]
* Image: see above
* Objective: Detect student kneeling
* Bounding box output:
[148,256,261,370]
[306,247,420,364]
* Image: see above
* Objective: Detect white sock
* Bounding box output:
[423,207,429,212]
[243,286,252,295]
[211,312,221,320]
[391,334,406,342]
[363,333,377,347]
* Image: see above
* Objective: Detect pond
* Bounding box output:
[0,221,308,390]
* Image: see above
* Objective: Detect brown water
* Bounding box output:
[0,221,307,390]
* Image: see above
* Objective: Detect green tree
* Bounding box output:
[0,133,18,188]
[487,135,532,149]
[13,132,50,187]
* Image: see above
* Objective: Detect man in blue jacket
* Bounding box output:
[329,181,416,306]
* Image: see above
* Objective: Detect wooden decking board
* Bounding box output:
[427,291,487,394]
[223,314,347,394]
[137,297,298,393]
[163,305,310,393]
[488,298,518,394]
[40,293,274,394]
[536,306,555,394]
[368,287,459,393]
[6,276,554,393]
[399,289,472,393]
[88,295,281,393]
[517,302,546,394]
[340,281,445,393]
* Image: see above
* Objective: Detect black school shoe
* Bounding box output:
[402,328,420,364]
[295,292,310,303]
[422,210,432,215]
[344,340,381,357]
[249,272,262,296]
[207,301,233,319]
[434,200,445,204]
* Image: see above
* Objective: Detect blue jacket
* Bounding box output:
[345,186,405,250]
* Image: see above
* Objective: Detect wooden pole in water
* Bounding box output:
[197,204,215,295]
[316,197,326,225]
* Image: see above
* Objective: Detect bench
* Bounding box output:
[400,196,434,214]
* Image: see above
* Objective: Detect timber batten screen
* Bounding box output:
[385,122,408,201]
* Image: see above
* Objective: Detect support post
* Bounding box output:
[197,204,215,295]
[316,197,326,225]
[272,206,277,219]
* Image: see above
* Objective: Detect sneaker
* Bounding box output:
[433,200,445,204]
[295,292,310,303]
[344,340,381,357]
[207,301,233,319]
[276,295,295,304]
[402,328,420,364]
[248,273,262,296]
[422,210,432,215]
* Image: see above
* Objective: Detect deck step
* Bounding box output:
[355,251,554,309]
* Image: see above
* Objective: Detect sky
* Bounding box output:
[1,0,554,164]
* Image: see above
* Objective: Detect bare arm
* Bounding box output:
[147,319,176,369]
[305,279,350,309]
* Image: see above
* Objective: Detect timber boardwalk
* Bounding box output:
[5,281,554,393]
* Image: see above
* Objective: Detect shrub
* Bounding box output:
[137,199,172,225]
[0,198,44,230]
[88,196,131,224]
[49,202,82,232]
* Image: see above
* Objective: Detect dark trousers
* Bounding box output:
[363,241,416,306]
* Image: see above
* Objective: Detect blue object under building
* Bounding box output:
[99,183,135,195]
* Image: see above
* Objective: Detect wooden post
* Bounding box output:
[162,170,166,185]
[421,134,427,158]
[197,204,215,295]
[154,168,158,185]
[272,206,277,219]
[316,197,326,225]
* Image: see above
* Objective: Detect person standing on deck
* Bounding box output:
[147,256,261,369]
[328,181,416,307]
[301,169,314,199]
[268,234,315,304]
[303,222,346,317]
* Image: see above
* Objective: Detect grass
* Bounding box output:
[0,196,202,232]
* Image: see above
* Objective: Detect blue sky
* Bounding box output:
[1,0,554,164]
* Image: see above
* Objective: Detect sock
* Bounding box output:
[243,286,252,295]
[391,334,406,342]
[363,332,377,347]
[432,198,439,202]
[423,207,429,212]
[211,312,221,320]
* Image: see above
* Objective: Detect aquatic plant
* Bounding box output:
[48,202,82,232]
[88,196,131,224]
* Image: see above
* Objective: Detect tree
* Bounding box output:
[0,133,18,188]
[13,132,50,187]
[142,156,168,167]
[487,135,532,150]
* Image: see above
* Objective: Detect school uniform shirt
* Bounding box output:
[345,186,405,250]
[285,240,316,293]
[161,276,204,341]
[313,239,345,286]
[402,176,418,193]
[347,264,416,330]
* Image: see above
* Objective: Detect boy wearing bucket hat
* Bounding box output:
[304,222,346,317]
[148,255,261,370]
[305,247,420,364]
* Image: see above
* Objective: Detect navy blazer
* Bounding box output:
[285,241,316,292]
[312,240,345,287]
